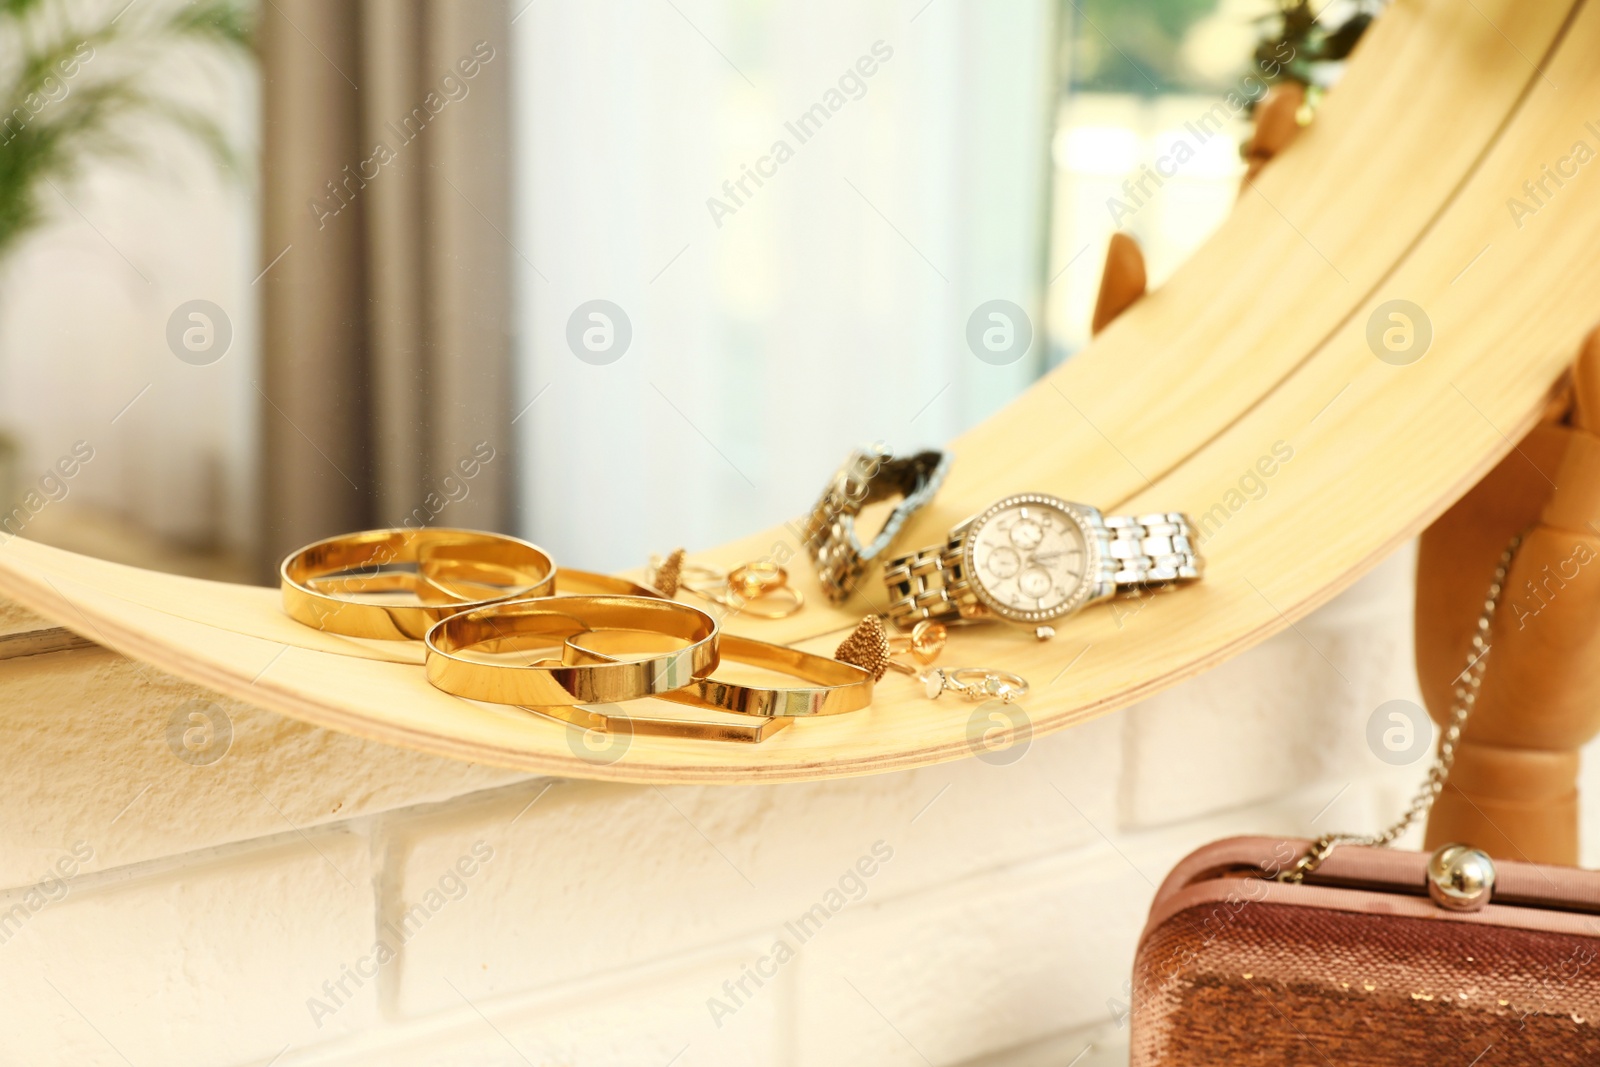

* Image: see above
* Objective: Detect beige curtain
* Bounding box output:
[258,0,512,578]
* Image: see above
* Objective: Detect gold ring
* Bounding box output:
[726,585,805,619]
[566,632,872,718]
[727,561,785,599]
[281,528,556,640]
[888,620,947,664]
[425,595,718,705]
[680,561,806,619]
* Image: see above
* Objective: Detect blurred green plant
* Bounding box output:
[0,0,251,261]
[1253,0,1381,90]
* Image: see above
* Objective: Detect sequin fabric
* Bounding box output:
[1132,899,1600,1064]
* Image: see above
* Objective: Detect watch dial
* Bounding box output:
[970,501,1087,615]
[985,546,1020,579]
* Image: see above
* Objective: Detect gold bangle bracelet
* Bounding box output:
[425,595,718,706]
[281,528,557,640]
[555,569,663,598]
[566,632,873,718]
[525,702,792,744]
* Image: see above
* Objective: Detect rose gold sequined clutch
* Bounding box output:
[1130,836,1600,1064]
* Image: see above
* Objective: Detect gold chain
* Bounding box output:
[1279,532,1524,884]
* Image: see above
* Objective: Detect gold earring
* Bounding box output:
[834,615,1027,702]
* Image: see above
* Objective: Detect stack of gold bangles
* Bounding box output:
[279,527,876,745]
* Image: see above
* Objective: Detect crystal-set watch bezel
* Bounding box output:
[960,492,1110,624]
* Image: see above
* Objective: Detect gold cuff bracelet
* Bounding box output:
[281,528,557,640]
[566,632,873,718]
[555,569,663,598]
[424,595,719,706]
[525,702,793,744]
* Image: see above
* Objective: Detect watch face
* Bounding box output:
[964,495,1097,622]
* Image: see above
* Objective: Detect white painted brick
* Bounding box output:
[0,831,377,1065]
[787,777,1412,1067]
[282,955,781,1067]
[0,644,531,886]
[385,716,1121,1019]
[957,1017,1128,1067]
[792,847,1151,1067]
[1121,543,1422,828]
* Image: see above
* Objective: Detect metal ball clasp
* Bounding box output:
[1426,843,1496,912]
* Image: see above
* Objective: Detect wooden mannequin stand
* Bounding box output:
[1419,331,1600,865]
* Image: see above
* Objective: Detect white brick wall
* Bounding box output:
[0,644,527,886]
[8,542,1589,1067]
[793,848,1152,1066]
[0,833,378,1066]
[1120,545,1425,829]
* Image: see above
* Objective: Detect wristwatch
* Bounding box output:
[800,444,952,604]
[882,493,1202,637]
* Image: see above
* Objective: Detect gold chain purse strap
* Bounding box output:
[1279,532,1524,883]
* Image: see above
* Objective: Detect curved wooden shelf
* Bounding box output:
[0,0,1592,782]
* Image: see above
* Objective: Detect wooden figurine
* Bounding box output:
[1090,232,1146,335]
[1419,331,1600,864]
[1242,82,1305,184]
